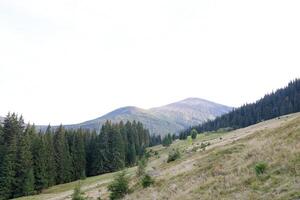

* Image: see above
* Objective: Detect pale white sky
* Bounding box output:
[0,0,299,125]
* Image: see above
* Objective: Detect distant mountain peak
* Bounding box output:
[106,106,144,115]
[172,97,214,105]
[38,97,232,136]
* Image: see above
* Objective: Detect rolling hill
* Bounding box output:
[52,98,232,136]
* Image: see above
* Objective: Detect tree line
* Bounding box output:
[183,78,300,135]
[0,113,153,199]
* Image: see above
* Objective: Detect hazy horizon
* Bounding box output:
[1,0,299,125]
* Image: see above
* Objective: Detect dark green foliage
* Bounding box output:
[0,113,23,199]
[149,134,162,146]
[14,125,35,197]
[190,129,198,140]
[108,171,129,200]
[125,121,136,166]
[255,162,267,176]
[70,130,86,180]
[162,134,172,147]
[179,131,188,140]
[107,122,125,171]
[44,126,56,187]
[137,157,147,177]
[53,125,72,184]
[32,133,48,192]
[187,79,300,133]
[0,113,150,199]
[167,149,181,163]
[141,174,154,188]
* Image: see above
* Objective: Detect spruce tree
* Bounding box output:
[32,133,48,192]
[108,124,125,171]
[125,122,136,166]
[14,124,35,197]
[44,125,56,186]
[0,113,23,199]
[70,130,86,180]
[53,125,72,184]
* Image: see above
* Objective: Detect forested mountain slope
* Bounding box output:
[189,79,300,133]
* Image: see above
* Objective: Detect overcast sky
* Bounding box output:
[0,0,299,125]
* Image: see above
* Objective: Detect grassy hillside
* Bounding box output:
[15,113,300,200]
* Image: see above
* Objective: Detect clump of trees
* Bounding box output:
[0,113,152,199]
[162,134,173,147]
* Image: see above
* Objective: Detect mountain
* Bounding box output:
[49,98,232,136]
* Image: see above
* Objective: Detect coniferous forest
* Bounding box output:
[0,114,153,200]
[183,79,300,135]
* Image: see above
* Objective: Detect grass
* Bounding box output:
[125,113,300,200]
[14,112,300,200]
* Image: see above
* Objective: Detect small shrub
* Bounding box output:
[108,170,130,200]
[137,157,147,177]
[200,142,210,149]
[167,149,181,163]
[72,184,86,200]
[141,174,154,188]
[255,162,267,176]
[190,129,198,140]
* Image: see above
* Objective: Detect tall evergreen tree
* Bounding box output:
[53,125,72,184]
[125,121,136,166]
[32,132,48,192]
[44,125,56,186]
[70,129,86,180]
[0,113,23,199]
[107,124,125,171]
[14,124,35,197]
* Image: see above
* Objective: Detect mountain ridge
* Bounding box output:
[48,97,231,136]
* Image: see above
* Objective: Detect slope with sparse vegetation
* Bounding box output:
[13,112,300,200]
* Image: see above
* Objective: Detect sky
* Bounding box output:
[0,0,300,125]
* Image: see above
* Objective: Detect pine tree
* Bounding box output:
[44,126,56,186]
[32,132,48,192]
[53,125,72,184]
[70,130,86,180]
[98,122,110,173]
[14,124,35,197]
[86,131,103,176]
[125,122,136,166]
[162,134,172,147]
[107,124,125,171]
[0,113,23,199]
